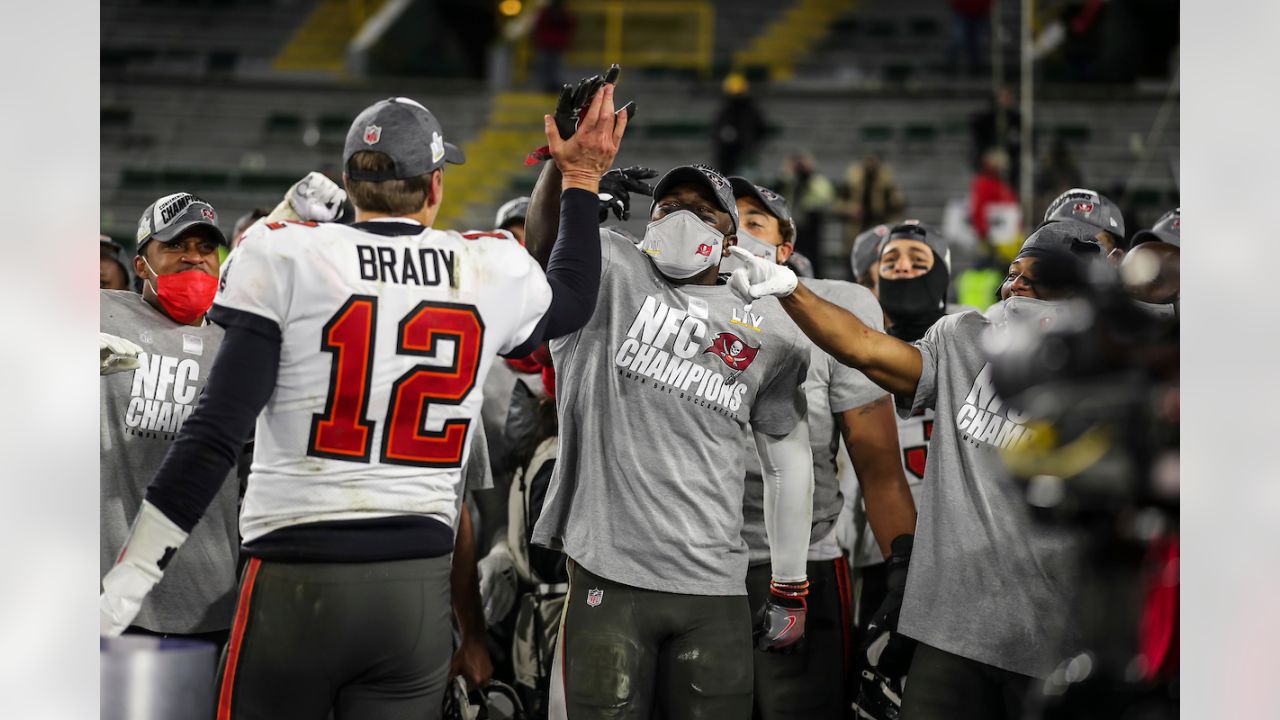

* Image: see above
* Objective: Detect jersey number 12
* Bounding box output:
[306,295,484,467]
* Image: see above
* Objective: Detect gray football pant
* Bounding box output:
[214,555,453,720]
[549,560,753,720]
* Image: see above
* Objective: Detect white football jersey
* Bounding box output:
[214,218,551,543]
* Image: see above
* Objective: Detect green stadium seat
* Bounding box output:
[643,122,711,140]
[904,124,938,142]
[861,125,894,142]
[121,169,162,190]
[265,113,303,136]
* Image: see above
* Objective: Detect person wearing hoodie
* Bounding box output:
[726,219,1105,719]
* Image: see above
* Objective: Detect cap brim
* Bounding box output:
[728,176,791,227]
[444,142,465,165]
[150,219,227,247]
[1131,229,1178,247]
[652,166,736,227]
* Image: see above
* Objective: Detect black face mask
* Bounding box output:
[879,255,949,342]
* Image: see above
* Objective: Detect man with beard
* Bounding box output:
[727,220,1104,719]
[725,176,916,720]
[524,160,816,719]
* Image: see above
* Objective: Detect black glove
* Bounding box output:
[854,535,915,718]
[752,579,808,653]
[597,166,658,222]
[526,65,636,166]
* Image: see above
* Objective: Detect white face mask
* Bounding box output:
[718,228,778,274]
[639,210,725,280]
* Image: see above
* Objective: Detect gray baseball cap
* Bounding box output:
[878,220,952,271]
[851,224,890,279]
[494,196,530,229]
[650,164,739,233]
[135,192,226,253]
[1015,218,1105,262]
[728,176,794,232]
[1043,187,1126,240]
[343,97,465,181]
[1131,208,1180,247]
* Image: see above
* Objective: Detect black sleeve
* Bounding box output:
[145,318,280,532]
[503,187,602,357]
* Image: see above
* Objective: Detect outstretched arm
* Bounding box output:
[780,282,923,399]
[726,247,924,399]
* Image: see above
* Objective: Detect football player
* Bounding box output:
[100,86,627,719]
[728,220,1104,719]
[727,177,916,720]
[522,156,816,719]
[100,194,237,648]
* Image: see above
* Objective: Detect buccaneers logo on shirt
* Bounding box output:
[705,332,759,373]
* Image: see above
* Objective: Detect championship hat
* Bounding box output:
[650,164,739,233]
[1130,208,1180,247]
[1043,188,1126,241]
[135,193,226,253]
[494,197,531,230]
[344,97,466,181]
[728,177,794,235]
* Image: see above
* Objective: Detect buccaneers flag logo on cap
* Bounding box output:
[705,332,760,372]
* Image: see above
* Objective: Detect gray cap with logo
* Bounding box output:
[494,196,531,229]
[1131,208,1180,247]
[344,97,466,181]
[135,193,226,254]
[728,176,794,231]
[1043,187,1126,240]
[650,164,739,233]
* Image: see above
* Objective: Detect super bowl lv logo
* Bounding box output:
[614,295,750,412]
[124,352,202,437]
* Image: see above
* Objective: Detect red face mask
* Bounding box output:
[144,258,218,325]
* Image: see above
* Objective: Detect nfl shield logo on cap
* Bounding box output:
[364,125,382,145]
[586,588,604,607]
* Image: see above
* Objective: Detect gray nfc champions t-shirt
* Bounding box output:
[100,290,240,634]
[533,229,810,596]
[899,303,1080,678]
[741,279,888,564]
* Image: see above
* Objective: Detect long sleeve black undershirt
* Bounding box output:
[504,187,602,357]
[147,187,601,531]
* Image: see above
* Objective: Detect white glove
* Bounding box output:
[286,171,347,223]
[100,333,143,376]
[727,246,798,300]
[100,500,190,636]
[477,542,517,627]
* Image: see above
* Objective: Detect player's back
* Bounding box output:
[214,219,550,551]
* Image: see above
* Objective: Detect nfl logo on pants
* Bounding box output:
[586,588,604,607]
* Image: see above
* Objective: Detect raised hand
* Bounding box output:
[545,83,629,194]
